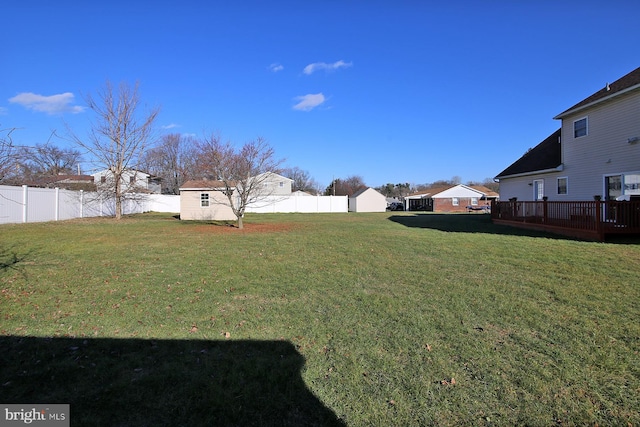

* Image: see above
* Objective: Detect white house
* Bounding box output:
[92,169,162,194]
[252,172,293,196]
[496,66,640,202]
[348,187,387,212]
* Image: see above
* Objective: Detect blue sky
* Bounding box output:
[3,1,640,188]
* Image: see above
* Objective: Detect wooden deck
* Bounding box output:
[491,200,640,241]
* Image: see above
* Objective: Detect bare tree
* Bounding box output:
[324,175,366,196]
[69,81,160,219]
[282,166,318,193]
[18,142,83,179]
[196,135,283,229]
[141,133,198,194]
[0,126,17,183]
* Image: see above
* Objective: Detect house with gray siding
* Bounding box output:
[496,66,640,202]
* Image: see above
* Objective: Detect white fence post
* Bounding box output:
[80,190,84,218]
[55,187,60,221]
[22,185,28,223]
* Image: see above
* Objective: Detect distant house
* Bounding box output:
[348,187,386,212]
[252,172,293,196]
[496,66,640,202]
[29,174,96,191]
[405,184,497,212]
[92,169,162,194]
[179,180,237,221]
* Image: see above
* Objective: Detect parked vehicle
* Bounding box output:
[386,202,404,211]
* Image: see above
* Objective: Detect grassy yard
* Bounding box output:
[1,212,638,426]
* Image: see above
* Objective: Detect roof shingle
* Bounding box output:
[495,129,562,179]
[554,66,640,119]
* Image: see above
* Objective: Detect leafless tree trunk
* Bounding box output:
[69,81,160,219]
[197,135,283,229]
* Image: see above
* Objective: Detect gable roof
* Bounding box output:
[350,187,384,198]
[554,66,640,119]
[406,184,493,199]
[495,129,562,179]
[253,172,294,182]
[468,185,499,198]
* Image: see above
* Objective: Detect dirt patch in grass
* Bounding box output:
[189,222,298,234]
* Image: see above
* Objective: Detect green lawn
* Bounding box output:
[1,212,639,426]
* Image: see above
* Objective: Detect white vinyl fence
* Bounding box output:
[0,185,180,225]
[245,194,348,213]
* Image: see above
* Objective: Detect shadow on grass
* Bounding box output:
[0,246,31,274]
[0,336,345,426]
[390,213,640,243]
[389,213,574,239]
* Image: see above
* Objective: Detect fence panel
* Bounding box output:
[0,185,25,223]
[0,185,180,224]
[245,195,348,213]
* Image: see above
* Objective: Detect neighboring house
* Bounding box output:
[28,174,96,191]
[496,66,640,202]
[179,180,237,221]
[252,172,293,196]
[92,169,162,194]
[348,187,386,212]
[405,184,497,212]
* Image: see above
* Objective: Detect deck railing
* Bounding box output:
[491,199,640,240]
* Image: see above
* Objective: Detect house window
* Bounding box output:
[574,117,588,138]
[624,174,640,195]
[279,181,284,188]
[470,197,478,206]
[130,176,136,184]
[200,193,210,207]
[452,197,459,206]
[557,177,568,195]
[101,176,106,183]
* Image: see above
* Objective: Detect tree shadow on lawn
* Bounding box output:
[0,336,345,427]
[0,246,33,275]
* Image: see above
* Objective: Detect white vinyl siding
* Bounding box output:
[561,90,640,201]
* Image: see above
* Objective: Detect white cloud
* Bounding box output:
[293,93,325,111]
[269,63,284,72]
[0,107,7,115]
[8,92,85,115]
[303,60,352,75]
[162,123,180,130]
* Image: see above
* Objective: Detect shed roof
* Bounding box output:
[180,179,232,190]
